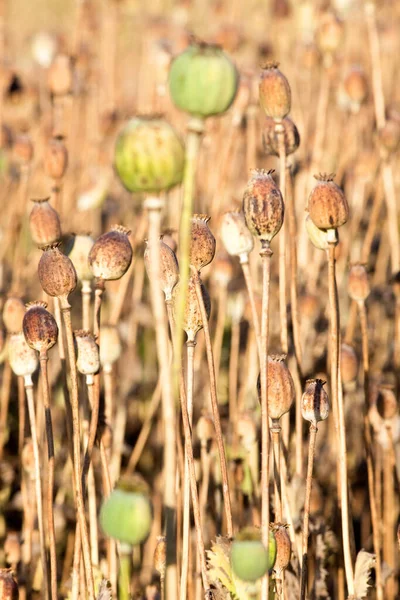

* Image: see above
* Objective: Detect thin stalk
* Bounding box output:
[300,424,318,600]
[277,123,288,354]
[193,270,233,537]
[241,257,261,360]
[93,279,105,339]
[81,280,92,331]
[364,0,386,130]
[229,316,240,442]
[212,283,228,380]
[383,426,396,599]
[0,360,12,460]
[381,161,399,274]
[82,379,99,497]
[271,420,282,522]
[118,548,132,600]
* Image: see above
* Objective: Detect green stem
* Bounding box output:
[118,548,132,600]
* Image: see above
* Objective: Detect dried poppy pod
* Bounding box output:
[220,210,254,263]
[341,343,358,384]
[161,229,177,253]
[3,296,25,334]
[189,214,216,272]
[378,119,400,158]
[44,136,68,180]
[144,237,179,302]
[29,198,61,248]
[212,252,234,288]
[307,173,349,231]
[316,12,344,57]
[74,330,100,382]
[47,54,73,96]
[173,275,211,343]
[0,568,18,599]
[259,62,291,120]
[376,384,398,421]
[305,213,329,250]
[237,413,257,450]
[301,379,329,426]
[23,301,58,355]
[38,244,77,309]
[343,66,368,108]
[272,523,291,576]
[196,413,214,446]
[66,233,94,282]
[348,263,370,303]
[4,532,21,566]
[8,332,39,378]
[13,133,33,163]
[243,169,284,246]
[262,116,300,157]
[89,225,133,282]
[257,354,295,422]
[99,325,121,368]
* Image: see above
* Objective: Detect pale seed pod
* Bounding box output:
[257,354,295,421]
[378,119,400,158]
[154,536,166,580]
[14,134,33,163]
[29,198,61,248]
[190,215,216,272]
[316,12,344,57]
[243,169,284,245]
[89,225,133,281]
[344,66,368,107]
[8,332,39,377]
[173,276,211,343]
[301,379,329,426]
[220,210,254,263]
[259,62,291,120]
[4,532,21,566]
[23,301,58,354]
[348,263,370,303]
[341,343,358,384]
[44,136,68,180]
[3,297,25,334]
[38,244,77,308]
[272,523,291,576]
[196,413,214,446]
[262,116,300,157]
[161,230,177,253]
[376,384,398,421]
[66,234,94,282]
[305,213,329,250]
[48,54,73,96]
[308,173,349,230]
[74,330,100,378]
[237,413,257,450]
[144,237,179,301]
[0,568,18,599]
[100,325,122,368]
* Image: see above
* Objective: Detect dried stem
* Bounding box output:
[241,257,261,360]
[81,280,92,331]
[212,283,228,380]
[271,420,282,522]
[300,423,318,600]
[364,0,386,130]
[381,162,399,274]
[0,360,12,460]
[276,122,288,354]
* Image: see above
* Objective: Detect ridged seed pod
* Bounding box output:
[243,169,284,245]
[348,263,370,303]
[144,237,179,301]
[341,343,358,384]
[29,198,61,248]
[259,62,291,120]
[169,42,239,118]
[230,527,276,582]
[38,244,77,308]
[89,226,133,281]
[3,297,25,334]
[9,332,39,377]
[263,116,300,156]
[308,173,349,230]
[74,330,100,378]
[301,379,329,426]
[173,276,211,343]
[44,136,68,180]
[190,215,216,272]
[220,210,254,262]
[257,354,295,422]
[100,325,122,367]
[23,301,58,354]
[0,569,18,599]
[376,384,398,421]
[272,524,291,576]
[48,54,72,96]
[66,234,94,282]
[114,117,185,193]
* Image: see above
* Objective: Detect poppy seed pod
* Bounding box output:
[14,134,34,163]
[190,214,216,272]
[89,226,133,281]
[308,173,349,230]
[66,234,94,282]
[8,332,39,378]
[47,54,73,96]
[376,385,398,421]
[23,301,58,354]
[29,198,61,248]
[263,116,300,156]
[114,117,185,193]
[259,62,291,120]
[378,119,400,157]
[316,12,344,57]
[4,532,21,566]
[341,343,358,384]
[38,244,77,308]
[0,569,19,600]
[220,210,254,263]
[173,276,211,343]
[257,355,295,422]
[301,379,329,426]
[100,488,152,546]
[243,169,284,245]
[168,42,239,118]
[74,330,100,380]
[230,527,276,583]
[144,237,179,302]
[3,296,25,334]
[344,67,368,107]
[196,414,214,446]
[272,524,291,576]
[44,136,68,180]
[100,325,122,368]
[348,263,370,303]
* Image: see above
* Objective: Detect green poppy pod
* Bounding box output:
[100,489,152,546]
[231,528,276,582]
[168,42,239,118]
[114,117,184,193]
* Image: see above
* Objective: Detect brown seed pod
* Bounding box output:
[237,413,257,450]
[212,252,234,287]
[262,116,300,157]
[23,301,58,354]
[272,523,291,575]
[74,330,100,378]
[316,12,344,57]
[257,354,295,421]
[196,413,214,446]
[301,379,329,426]
[47,54,73,96]
[308,173,349,230]
[29,198,61,248]
[173,276,211,343]
[344,66,368,107]
[161,229,178,253]
[99,325,122,367]
[259,62,291,120]
[243,169,284,245]
[220,210,254,262]
[348,263,370,303]
[3,296,25,334]
[190,215,216,272]
[376,384,398,421]
[89,225,133,281]
[38,244,77,309]
[8,332,39,377]
[144,237,179,301]
[44,136,68,180]
[154,536,167,580]
[0,568,19,599]
[341,343,359,384]
[13,133,33,163]
[66,233,94,282]
[4,532,21,566]
[378,119,400,157]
